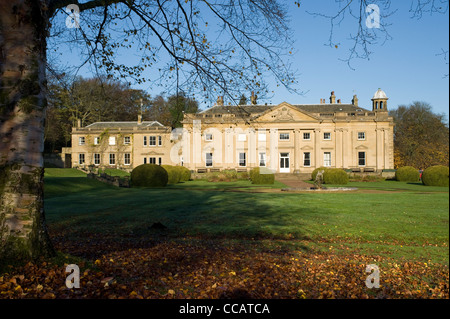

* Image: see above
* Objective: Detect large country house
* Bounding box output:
[69,89,394,174]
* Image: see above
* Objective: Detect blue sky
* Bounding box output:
[274,1,449,120]
[55,1,449,121]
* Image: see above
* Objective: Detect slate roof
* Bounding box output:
[83,121,165,129]
[199,104,370,117]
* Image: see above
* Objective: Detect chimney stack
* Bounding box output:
[330,91,336,104]
[337,99,341,104]
[138,114,142,124]
[217,96,224,106]
[352,94,359,107]
[77,119,81,128]
[251,91,257,105]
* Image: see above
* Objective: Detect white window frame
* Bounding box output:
[239,152,247,167]
[149,157,156,164]
[124,153,131,165]
[358,132,366,141]
[94,137,100,145]
[258,133,267,142]
[205,133,213,142]
[323,132,331,141]
[124,136,131,145]
[143,136,147,147]
[158,136,162,146]
[109,136,116,146]
[358,152,366,166]
[149,136,156,146]
[94,153,100,166]
[280,133,290,141]
[259,152,266,167]
[206,153,213,167]
[158,157,162,165]
[303,132,311,141]
[303,152,311,167]
[79,153,85,165]
[79,137,85,145]
[324,152,332,167]
[109,154,116,165]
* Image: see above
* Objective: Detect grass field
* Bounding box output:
[1,168,447,299]
[43,169,449,264]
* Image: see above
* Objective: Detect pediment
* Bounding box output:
[355,144,369,150]
[301,145,314,151]
[254,102,320,123]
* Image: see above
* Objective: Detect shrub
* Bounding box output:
[395,166,420,182]
[162,165,182,184]
[176,166,191,182]
[323,168,349,185]
[250,167,275,185]
[131,164,168,187]
[349,174,385,182]
[422,165,449,187]
[311,167,329,181]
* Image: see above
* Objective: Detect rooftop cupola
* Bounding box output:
[372,88,389,112]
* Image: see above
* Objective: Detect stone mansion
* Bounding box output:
[69,89,395,174]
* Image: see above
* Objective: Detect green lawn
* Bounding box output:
[43,169,449,264]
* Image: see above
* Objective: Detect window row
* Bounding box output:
[78,136,132,146]
[202,151,367,168]
[143,157,163,165]
[143,136,163,147]
[203,132,367,142]
[78,153,131,166]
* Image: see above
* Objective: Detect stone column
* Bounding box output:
[376,128,384,171]
[341,129,348,169]
[335,129,343,169]
[248,128,256,168]
[269,128,278,172]
[294,129,301,173]
[314,129,321,168]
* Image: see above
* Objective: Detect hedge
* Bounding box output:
[176,166,192,182]
[131,164,168,187]
[323,168,349,185]
[250,167,275,185]
[162,165,182,184]
[422,165,449,187]
[395,166,420,182]
[311,167,329,181]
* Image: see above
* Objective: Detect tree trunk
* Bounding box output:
[0,0,54,264]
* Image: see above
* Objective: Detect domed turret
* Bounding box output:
[372,88,388,112]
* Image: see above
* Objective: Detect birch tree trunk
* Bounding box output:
[0,0,54,263]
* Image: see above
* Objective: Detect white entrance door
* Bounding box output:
[280,153,290,173]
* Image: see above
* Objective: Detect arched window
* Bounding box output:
[375,101,379,109]
[380,101,384,109]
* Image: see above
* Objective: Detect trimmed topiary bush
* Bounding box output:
[422,165,449,187]
[395,166,420,182]
[323,168,349,185]
[311,167,329,181]
[250,167,275,185]
[131,164,168,187]
[162,165,182,184]
[176,166,191,182]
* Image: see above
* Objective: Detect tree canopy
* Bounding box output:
[390,101,449,169]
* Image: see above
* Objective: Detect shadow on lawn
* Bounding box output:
[45,185,323,262]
